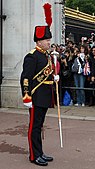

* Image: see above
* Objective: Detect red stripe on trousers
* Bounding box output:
[28,106,34,161]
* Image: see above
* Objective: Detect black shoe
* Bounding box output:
[33,156,48,166]
[42,154,53,162]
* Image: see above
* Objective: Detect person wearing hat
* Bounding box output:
[20,25,59,166]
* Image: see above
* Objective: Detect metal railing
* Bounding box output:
[62,86,95,91]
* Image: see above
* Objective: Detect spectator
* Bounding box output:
[60,49,73,105]
[50,44,60,106]
[88,46,95,106]
[72,45,87,106]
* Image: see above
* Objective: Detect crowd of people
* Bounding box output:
[50,33,95,107]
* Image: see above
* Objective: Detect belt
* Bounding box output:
[43,81,54,85]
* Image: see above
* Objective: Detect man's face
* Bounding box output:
[37,39,51,51]
[92,47,95,56]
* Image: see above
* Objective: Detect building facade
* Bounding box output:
[65,7,95,44]
[1,1,95,108]
[1,0,64,108]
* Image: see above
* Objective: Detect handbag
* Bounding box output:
[83,62,90,75]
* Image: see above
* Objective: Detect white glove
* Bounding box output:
[54,75,59,81]
[24,101,32,108]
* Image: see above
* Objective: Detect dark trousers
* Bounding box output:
[28,106,48,161]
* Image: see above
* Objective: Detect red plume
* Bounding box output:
[43,3,52,27]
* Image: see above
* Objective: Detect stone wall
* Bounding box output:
[1,0,61,108]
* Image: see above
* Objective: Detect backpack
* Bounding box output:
[72,58,79,73]
[63,90,71,106]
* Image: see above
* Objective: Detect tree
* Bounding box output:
[65,0,95,15]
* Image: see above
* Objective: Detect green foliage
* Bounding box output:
[65,0,95,15]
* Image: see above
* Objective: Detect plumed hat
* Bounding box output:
[34,3,52,42]
[34,25,52,42]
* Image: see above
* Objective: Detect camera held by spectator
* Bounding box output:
[60,53,67,60]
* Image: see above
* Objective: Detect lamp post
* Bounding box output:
[55,0,65,45]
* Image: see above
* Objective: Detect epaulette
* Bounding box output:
[29,49,36,54]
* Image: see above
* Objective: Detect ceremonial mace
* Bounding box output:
[52,50,63,148]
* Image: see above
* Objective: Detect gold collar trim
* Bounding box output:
[36,46,46,54]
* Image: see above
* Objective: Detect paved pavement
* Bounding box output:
[0,105,95,120]
[0,106,95,169]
